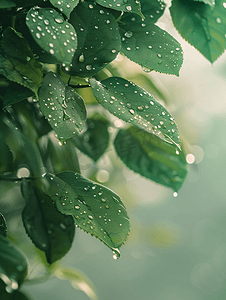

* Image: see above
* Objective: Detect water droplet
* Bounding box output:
[55,18,63,24]
[124,31,133,38]
[126,47,131,51]
[60,223,67,229]
[105,205,110,209]
[79,54,85,62]
[44,19,49,25]
[173,192,178,197]
[36,33,41,39]
[75,205,80,210]
[126,5,132,11]
[112,248,120,260]
[88,215,94,220]
[89,4,94,9]
[216,17,221,23]
[129,109,135,114]
[86,65,92,70]
[223,2,226,8]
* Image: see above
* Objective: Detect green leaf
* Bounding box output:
[170,0,226,63]
[0,133,13,174]
[47,136,80,174]
[21,179,75,264]
[0,235,28,293]
[0,285,31,300]
[0,28,43,96]
[41,172,130,256]
[50,0,80,18]
[0,0,16,8]
[95,0,143,16]
[38,72,87,142]
[118,1,183,76]
[194,0,215,7]
[2,82,34,108]
[72,114,110,161]
[0,117,44,177]
[55,267,97,300]
[66,1,121,77]
[26,7,77,65]
[114,126,188,191]
[89,77,181,148]
[0,213,7,237]
[139,0,166,22]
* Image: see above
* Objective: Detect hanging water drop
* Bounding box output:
[112,248,120,260]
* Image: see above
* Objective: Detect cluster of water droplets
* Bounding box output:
[26,7,77,64]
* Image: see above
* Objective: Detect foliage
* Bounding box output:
[0,0,225,299]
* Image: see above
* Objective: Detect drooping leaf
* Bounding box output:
[89,77,181,148]
[118,0,183,76]
[170,0,226,63]
[72,114,110,161]
[0,116,44,177]
[66,1,121,77]
[114,126,188,191]
[0,28,43,95]
[0,213,7,237]
[21,179,75,264]
[95,0,143,17]
[194,0,215,7]
[2,82,34,108]
[26,7,77,65]
[0,133,13,174]
[55,267,97,300]
[41,172,130,255]
[38,72,87,142]
[47,135,80,174]
[0,0,16,8]
[0,235,28,293]
[49,0,80,18]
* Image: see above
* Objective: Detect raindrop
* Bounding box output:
[75,206,80,210]
[112,248,120,260]
[79,54,85,62]
[105,205,110,209]
[89,4,94,9]
[60,223,67,229]
[126,47,131,51]
[129,109,135,114]
[44,19,49,25]
[55,18,64,24]
[36,33,41,39]
[86,65,92,70]
[173,192,178,197]
[124,31,133,38]
[126,5,132,11]
[100,9,104,14]
[148,45,153,49]
[88,215,94,220]
[216,17,221,23]
[223,2,226,8]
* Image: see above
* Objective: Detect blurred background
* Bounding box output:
[12,4,226,300]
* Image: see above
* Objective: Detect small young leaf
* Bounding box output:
[50,0,79,18]
[2,82,34,108]
[170,0,226,63]
[95,0,143,17]
[21,179,75,264]
[0,0,16,8]
[72,114,110,162]
[47,136,80,174]
[38,72,87,142]
[0,28,43,95]
[55,267,97,300]
[89,77,181,148]
[41,172,130,254]
[114,127,188,191]
[0,133,13,174]
[66,1,121,77]
[0,235,28,292]
[0,213,7,237]
[118,0,183,76]
[26,7,77,65]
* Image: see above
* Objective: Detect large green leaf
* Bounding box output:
[41,172,130,256]
[66,1,121,77]
[0,213,7,237]
[89,77,181,148]
[26,7,77,65]
[38,72,87,142]
[170,0,226,63]
[50,0,79,18]
[118,0,183,76]
[72,114,110,162]
[21,179,75,264]
[95,0,143,16]
[47,136,80,174]
[2,82,34,109]
[0,28,43,96]
[114,127,188,191]
[0,235,28,293]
